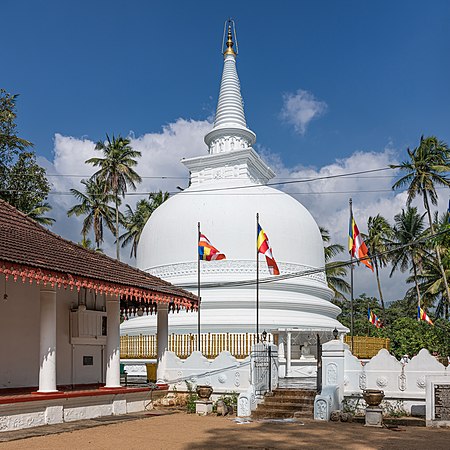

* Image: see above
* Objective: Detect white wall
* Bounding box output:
[0,280,40,388]
[155,350,251,394]
[0,277,107,389]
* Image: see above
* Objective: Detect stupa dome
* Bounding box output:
[137,180,325,271]
[121,23,345,336]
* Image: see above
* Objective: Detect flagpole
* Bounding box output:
[349,198,354,353]
[367,300,370,337]
[256,212,260,343]
[197,221,201,352]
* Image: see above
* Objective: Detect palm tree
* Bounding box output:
[27,201,55,226]
[120,199,152,258]
[363,214,393,320]
[86,135,142,260]
[391,136,450,315]
[120,191,170,258]
[320,227,350,300]
[67,178,116,249]
[414,212,450,317]
[389,207,428,310]
[149,190,170,207]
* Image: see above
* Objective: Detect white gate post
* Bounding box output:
[314,338,346,420]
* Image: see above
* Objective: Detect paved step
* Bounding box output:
[278,377,317,390]
[257,402,313,412]
[272,388,316,394]
[263,397,314,406]
[252,409,313,419]
[252,388,316,420]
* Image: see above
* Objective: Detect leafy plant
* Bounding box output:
[185,381,198,414]
[213,392,238,413]
[381,400,408,417]
[342,397,363,416]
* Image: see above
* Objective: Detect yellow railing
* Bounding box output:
[344,336,390,359]
[120,333,270,360]
[121,334,390,360]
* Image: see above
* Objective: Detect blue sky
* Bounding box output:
[3,0,449,168]
[2,0,450,300]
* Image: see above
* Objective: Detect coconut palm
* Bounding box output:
[86,135,142,260]
[414,212,450,317]
[27,201,55,226]
[389,207,428,310]
[362,215,393,319]
[320,226,350,300]
[67,178,116,249]
[391,136,450,314]
[149,190,170,207]
[120,191,170,258]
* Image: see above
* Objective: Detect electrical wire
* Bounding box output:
[173,227,450,290]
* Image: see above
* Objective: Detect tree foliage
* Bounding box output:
[86,134,142,260]
[0,90,53,224]
[119,191,170,258]
[67,178,116,249]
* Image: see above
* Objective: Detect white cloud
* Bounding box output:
[40,121,448,304]
[280,89,328,135]
[42,119,212,263]
[260,145,450,302]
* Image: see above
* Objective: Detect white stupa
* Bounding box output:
[121,24,346,338]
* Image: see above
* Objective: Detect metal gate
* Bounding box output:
[250,343,279,396]
[316,333,322,394]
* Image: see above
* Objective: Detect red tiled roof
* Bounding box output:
[0,200,197,306]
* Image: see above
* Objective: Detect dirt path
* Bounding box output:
[1,413,449,450]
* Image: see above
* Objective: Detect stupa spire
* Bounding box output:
[204,19,256,154]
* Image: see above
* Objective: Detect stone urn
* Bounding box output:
[362,389,385,407]
[196,385,213,400]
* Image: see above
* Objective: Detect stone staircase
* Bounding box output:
[251,388,316,419]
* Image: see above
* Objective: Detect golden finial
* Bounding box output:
[222,19,237,57]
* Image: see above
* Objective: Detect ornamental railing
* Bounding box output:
[120,333,272,360]
[121,333,389,360]
[344,336,390,359]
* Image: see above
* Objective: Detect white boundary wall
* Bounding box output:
[315,340,450,420]
[155,350,250,395]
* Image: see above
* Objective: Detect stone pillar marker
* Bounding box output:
[105,296,121,388]
[38,285,58,393]
[156,303,169,382]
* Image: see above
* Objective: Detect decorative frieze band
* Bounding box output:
[148,260,327,284]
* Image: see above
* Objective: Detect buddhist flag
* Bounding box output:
[368,308,382,328]
[418,306,434,325]
[198,233,226,261]
[348,213,373,271]
[257,224,280,275]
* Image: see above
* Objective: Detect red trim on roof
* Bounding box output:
[0,200,198,309]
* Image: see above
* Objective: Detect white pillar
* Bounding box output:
[321,339,346,403]
[156,303,169,381]
[286,331,292,376]
[105,296,121,388]
[38,285,58,393]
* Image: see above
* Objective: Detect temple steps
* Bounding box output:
[251,388,316,419]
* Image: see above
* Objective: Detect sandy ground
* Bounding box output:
[1,413,450,450]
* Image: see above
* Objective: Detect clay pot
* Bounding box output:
[196,385,213,400]
[363,389,385,407]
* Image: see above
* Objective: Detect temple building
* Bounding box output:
[0,199,197,431]
[121,23,347,377]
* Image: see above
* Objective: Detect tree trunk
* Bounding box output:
[423,190,450,318]
[374,258,386,322]
[412,258,421,321]
[115,195,120,261]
